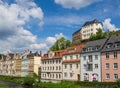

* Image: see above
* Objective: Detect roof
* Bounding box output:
[102,34,120,52]
[81,38,107,53]
[27,51,41,57]
[41,50,64,60]
[63,44,85,55]
[82,19,102,27]
[8,53,14,59]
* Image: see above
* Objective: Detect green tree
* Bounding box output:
[89,29,117,41]
[89,29,105,41]
[49,37,71,51]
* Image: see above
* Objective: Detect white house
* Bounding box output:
[80,39,107,82]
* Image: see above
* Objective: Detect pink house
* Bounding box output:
[101,33,120,82]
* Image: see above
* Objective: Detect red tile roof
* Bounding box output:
[63,43,85,55]
[41,50,64,60]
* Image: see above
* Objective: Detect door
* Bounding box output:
[77,74,80,80]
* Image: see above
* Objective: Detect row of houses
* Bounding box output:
[0,50,41,77]
[0,31,120,82]
[41,32,120,82]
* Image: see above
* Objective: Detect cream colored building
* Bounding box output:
[81,19,102,40]
[62,44,85,81]
[21,50,41,77]
[72,19,102,45]
[41,50,64,82]
[28,54,41,75]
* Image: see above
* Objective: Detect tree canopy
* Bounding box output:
[49,37,71,51]
[89,29,117,41]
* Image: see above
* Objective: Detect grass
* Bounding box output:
[0,84,9,88]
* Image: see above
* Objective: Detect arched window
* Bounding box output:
[92,73,98,81]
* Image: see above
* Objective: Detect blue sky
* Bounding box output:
[0,0,120,54]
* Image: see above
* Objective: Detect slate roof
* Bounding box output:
[82,19,102,27]
[27,51,41,57]
[81,38,107,53]
[9,53,14,59]
[102,34,120,52]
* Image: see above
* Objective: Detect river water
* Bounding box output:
[0,81,32,88]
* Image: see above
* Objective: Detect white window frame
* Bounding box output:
[106,74,110,79]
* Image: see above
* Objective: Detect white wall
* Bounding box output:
[62,54,80,81]
[80,52,101,82]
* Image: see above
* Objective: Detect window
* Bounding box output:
[114,63,118,69]
[59,60,61,63]
[106,63,109,69]
[76,64,78,69]
[84,64,86,69]
[70,64,72,70]
[53,74,54,78]
[87,64,93,71]
[83,56,86,60]
[114,51,117,58]
[106,74,110,79]
[70,56,73,60]
[95,55,98,60]
[56,74,58,78]
[70,73,73,77]
[106,52,109,59]
[59,74,61,78]
[64,64,67,69]
[59,66,61,70]
[114,74,118,80]
[56,60,58,63]
[95,64,98,69]
[88,55,92,62]
[65,56,67,60]
[64,72,67,77]
[76,55,78,59]
[56,66,58,70]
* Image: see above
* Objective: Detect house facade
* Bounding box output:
[28,52,41,76]
[101,33,120,82]
[41,50,64,82]
[81,19,102,40]
[72,19,102,45]
[80,39,107,82]
[21,50,30,77]
[62,44,85,81]
[21,50,41,77]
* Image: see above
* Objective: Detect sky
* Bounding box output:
[0,0,120,54]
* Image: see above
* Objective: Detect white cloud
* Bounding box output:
[54,0,98,9]
[103,18,120,31]
[0,0,45,54]
[46,33,65,45]
[45,15,89,28]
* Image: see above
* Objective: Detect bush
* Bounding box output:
[22,76,34,86]
[116,79,120,88]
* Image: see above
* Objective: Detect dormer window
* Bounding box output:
[114,42,120,47]
[95,45,100,50]
[87,47,92,51]
[106,43,112,48]
[68,48,75,53]
[83,48,86,52]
